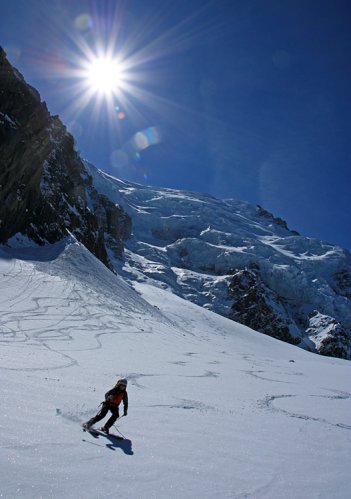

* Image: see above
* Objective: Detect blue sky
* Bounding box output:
[1,0,350,249]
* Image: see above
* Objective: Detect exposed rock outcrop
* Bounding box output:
[228,267,300,345]
[333,269,351,300]
[0,47,131,268]
[307,311,351,359]
[256,205,300,235]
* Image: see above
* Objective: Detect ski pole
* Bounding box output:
[113,418,127,439]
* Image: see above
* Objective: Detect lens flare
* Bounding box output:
[133,127,161,152]
[68,120,83,138]
[111,149,129,169]
[74,14,93,31]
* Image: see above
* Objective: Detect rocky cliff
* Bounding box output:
[0,48,131,268]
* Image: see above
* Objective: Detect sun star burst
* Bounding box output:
[84,55,125,96]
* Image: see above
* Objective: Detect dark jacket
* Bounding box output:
[105,385,128,412]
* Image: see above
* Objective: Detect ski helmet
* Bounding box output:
[117,378,128,387]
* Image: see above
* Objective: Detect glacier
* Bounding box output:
[84,162,351,358]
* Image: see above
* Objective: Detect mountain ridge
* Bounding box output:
[1,48,350,359]
[84,162,351,359]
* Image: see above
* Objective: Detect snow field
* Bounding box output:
[0,239,350,498]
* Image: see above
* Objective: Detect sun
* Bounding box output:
[83,55,125,96]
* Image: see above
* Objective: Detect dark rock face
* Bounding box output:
[256,205,300,235]
[229,268,300,345]
[307,311,351,359]
[0,47,131,268]
[228,267,351,358]
[333,270,351,300]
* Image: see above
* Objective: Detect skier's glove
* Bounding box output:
[123,410,128,417]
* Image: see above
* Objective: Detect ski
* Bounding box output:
[82,424,124,440]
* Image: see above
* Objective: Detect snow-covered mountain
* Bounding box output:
[1,48,351,497]
[84,163,351,359]
[0,238,350,498]
[1,44,351,359]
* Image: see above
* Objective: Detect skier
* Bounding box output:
[83,378,128,434]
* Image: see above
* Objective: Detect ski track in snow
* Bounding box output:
[259,392,351,431]
[1,241,351,498]
[2,256,350,426]
[0,252,159,371]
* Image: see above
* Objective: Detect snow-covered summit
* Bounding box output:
[85,162,351,359]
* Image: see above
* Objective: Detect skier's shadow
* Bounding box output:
[105,436,133,455]
[88,431,133,455]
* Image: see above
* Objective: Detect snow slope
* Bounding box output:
[84,162,351,356]
[1,238,350,498]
